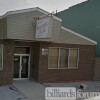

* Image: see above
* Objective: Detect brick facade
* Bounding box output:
[38,42,96,83]
[93,58,100,80]
[0,40,14,86]
[0,40,96,85]
[15,41,40,81]
[0,40,40,85]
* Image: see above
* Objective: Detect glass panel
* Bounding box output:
[21,56,29,78]
[69,49,78,68]
[48,48,58,68]
[14,56,20,78]
[60,48,69,68]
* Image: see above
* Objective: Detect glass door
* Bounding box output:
[14,54,30,79]
[21,56,29,78]
[14,56,20,78]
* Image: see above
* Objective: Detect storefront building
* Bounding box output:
[55,0,100,81]
[0,7,97,86]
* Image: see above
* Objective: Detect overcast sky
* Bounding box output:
[0,0,87,15]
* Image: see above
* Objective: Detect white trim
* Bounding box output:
[3,7,62,22]
[4,7,48,17]
[14,54,30,56]
[19,56,22,78]
[69,48,79,69]
[14,54,30,79]
[61,26,97,45]
[52,15,62,22]
[13,78,29,80]
[28,55,30,79]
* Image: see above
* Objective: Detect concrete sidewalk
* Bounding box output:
[13,80,45,100]
[85,96,100,100]
[14,80,100,100]
[0,85,28,100]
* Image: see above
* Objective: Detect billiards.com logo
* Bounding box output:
[45,87,100,100]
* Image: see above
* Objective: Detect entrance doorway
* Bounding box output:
[14,54,30,79]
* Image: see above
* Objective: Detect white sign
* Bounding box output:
[42,48,48,55]
[35,17,50,38]
[45,87,76,100]
[45,87,100,100]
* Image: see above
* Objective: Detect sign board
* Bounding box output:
[42,48,48,55]
[35,17,50,38]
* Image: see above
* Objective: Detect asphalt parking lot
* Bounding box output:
[0,80,100,100]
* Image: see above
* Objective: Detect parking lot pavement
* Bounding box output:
[0,85,28,100]
[14,80,46,100]
[10,80,100,100]
[84,96,100,100]
[0,81,100,100]
[43,81,100,100]
[43,81,100,92]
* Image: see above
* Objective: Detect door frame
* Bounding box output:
[13,54,30,80]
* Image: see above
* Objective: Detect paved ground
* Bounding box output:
[43,81,100,100]
[85,96,100,100]
[0,85,28,100]
[13,80,45,100]
[14,80,100,100]
[0,80,100,100]
[43,81,100,92]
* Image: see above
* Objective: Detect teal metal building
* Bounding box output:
[56,0,100,57]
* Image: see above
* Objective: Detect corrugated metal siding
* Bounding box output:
[56,0,100,56]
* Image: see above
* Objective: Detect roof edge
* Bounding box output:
[3,7,48,17]
[52,15,62,22]
[61,26,97,45]
[3,7,62,22]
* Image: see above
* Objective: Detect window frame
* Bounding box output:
[0,44,3,70]
[68,48,79,69]
[48,47,59,69]
[48,47,79,69]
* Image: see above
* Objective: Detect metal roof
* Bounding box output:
[56,0,100,57]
